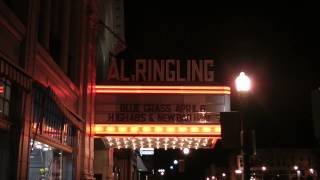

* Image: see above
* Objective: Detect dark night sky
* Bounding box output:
[122,4,320,179]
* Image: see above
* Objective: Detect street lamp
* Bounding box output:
[261,166,267,180]
[183,148,190,155]
[235,72,251,180]
[235,72,251,92]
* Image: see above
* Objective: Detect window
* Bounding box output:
[2,0,28,25]
[0,78,11,122]
[32,83,76,147]
[28,140,73,180]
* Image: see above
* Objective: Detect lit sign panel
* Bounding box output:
[105,103,216,123]
[140,148,154,155]
[95,87,230,124]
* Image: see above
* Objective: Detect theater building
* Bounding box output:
[0,0,98,179]
[1,0,232,179]
[93,57,231,180]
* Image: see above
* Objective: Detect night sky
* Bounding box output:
[122,4,320,179]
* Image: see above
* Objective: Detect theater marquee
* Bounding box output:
[94,58,230,149]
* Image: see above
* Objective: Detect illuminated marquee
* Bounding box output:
[95,58,230,149]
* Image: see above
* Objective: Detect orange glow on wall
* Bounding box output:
[166,127,175,133]
[214,126,221,133]
[142,127,152,132]
[130,127,139,132]
[94,126,103,132]
[155,127,163,132]
[178,127,187,132]
[202,127,211,133]
[94,85,231,95]
[106,127,115,132]
[118,127,127,132]
[190,127,199,132]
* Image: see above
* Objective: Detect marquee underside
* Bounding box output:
[94,123,221,149]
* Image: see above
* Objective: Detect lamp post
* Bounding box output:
[235,72,251,180]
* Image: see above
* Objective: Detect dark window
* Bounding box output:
[2,0,28,25]
[0,78,11,121]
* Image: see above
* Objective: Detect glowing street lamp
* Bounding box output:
[309,168,314,174]
[235,72,251,180]
[222,173,226,178]
[235,169,242,174]
[183,148,190,155]
[235,72,251,92]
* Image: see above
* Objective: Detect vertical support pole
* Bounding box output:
[60,0,70,74]
[80,0,97,179]
[239,92,250,180]
[38,0,51,49]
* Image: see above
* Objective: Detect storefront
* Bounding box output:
[28,83,83,180]
[28,140,73,180]
[0,59,32,179]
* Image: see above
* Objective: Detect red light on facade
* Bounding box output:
[94,85,231,95]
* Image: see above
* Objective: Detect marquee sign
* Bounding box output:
[106,59,214,83]
[94,58,229,149]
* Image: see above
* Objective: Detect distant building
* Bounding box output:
[205,149,319,180]
[312,87,320,143]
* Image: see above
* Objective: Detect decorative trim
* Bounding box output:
[0,1,26,40]
[0,118,11,131]
[0,58,32,91]
[36,44,79,96]
[95,85,231,95]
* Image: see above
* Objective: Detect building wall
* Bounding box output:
[312,88,320,142]
[0,0,98,179]
[94,0,131,179]
[96,0,126,83]
[94,150,111,180]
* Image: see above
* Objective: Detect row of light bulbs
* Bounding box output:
[104,137,211,150]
